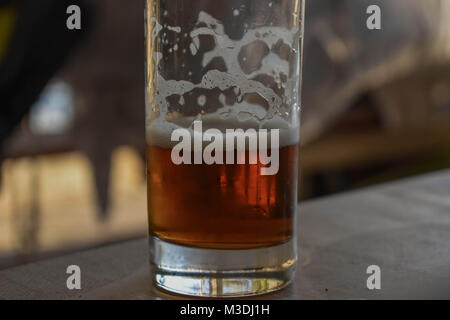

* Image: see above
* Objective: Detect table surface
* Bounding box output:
[1,169,449,300]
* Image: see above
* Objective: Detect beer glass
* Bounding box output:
[145,0,304,297]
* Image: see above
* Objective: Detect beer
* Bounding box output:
[147,143,298,249]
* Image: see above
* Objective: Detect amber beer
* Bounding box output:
[146,141,298,249]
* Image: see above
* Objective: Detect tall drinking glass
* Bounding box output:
[145,0,304,297]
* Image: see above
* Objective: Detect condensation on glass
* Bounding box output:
[145,0,304,297]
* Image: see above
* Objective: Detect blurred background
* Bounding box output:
[0,0,449,269]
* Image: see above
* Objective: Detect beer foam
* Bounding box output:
[146,9,302,149]
[146,104,299,149]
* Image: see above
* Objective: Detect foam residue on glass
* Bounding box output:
[146,8,302,148]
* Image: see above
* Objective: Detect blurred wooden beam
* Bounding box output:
[301,125,450,173]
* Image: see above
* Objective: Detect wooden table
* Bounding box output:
[1,170,449,299]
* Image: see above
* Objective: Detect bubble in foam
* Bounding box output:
[190,37,200,55]
[218,93,226,105]
[198,95,206,107]
[220,110,231,119]
[190,43,198,55]
[233,9,240,16]
[237,111,253,122]
[167,26,181,33]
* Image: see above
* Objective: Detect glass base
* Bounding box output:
[149,236,297,297]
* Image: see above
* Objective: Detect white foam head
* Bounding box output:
[146,103,299,149]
